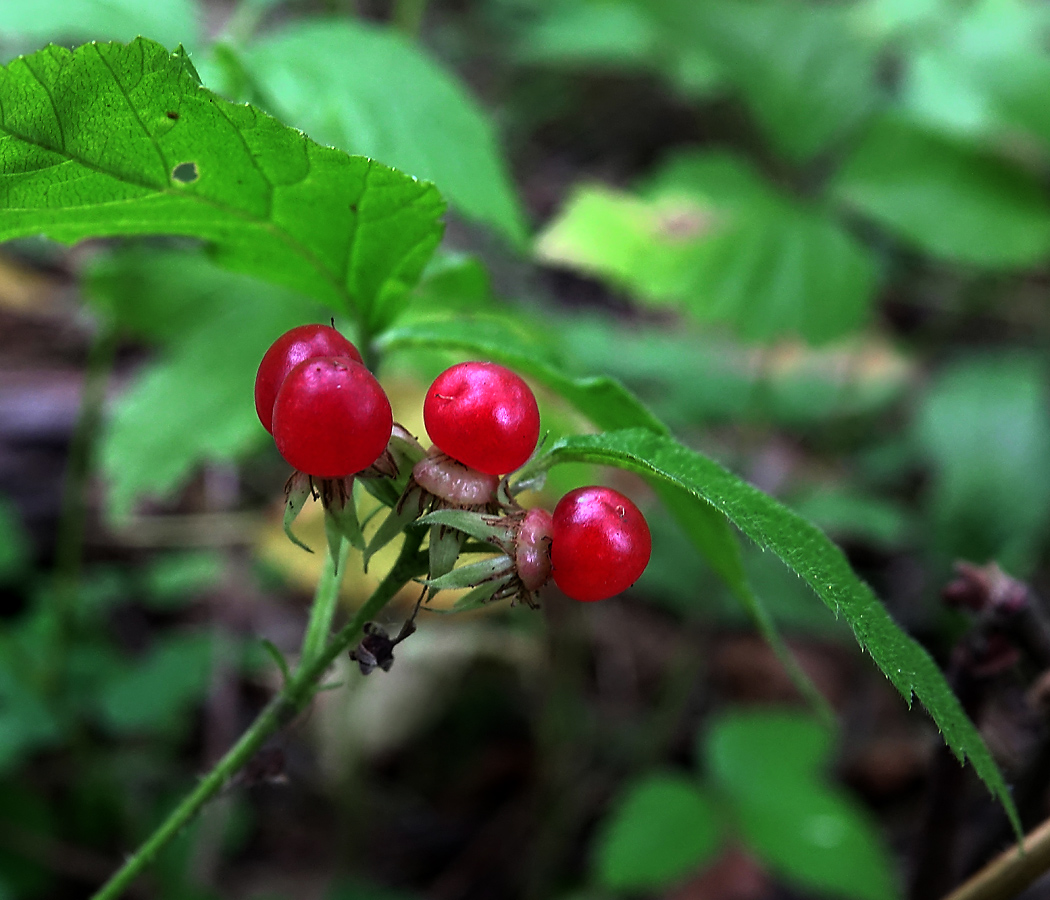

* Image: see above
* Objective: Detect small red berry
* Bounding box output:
[272,357,392,478]
[550,487,651,602]
[423,362,540,475]
[255,324,362,434]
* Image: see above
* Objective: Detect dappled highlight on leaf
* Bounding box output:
[536,152,876,344]
[529,428,1020,834]
[0,38,445,330]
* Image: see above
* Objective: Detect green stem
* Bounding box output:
[90,530,426,900]
[299,535,349,669]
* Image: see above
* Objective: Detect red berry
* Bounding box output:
[550,487,651,602]
[423,362,540,475]
[272,357,392,478]
[255,325,362,434]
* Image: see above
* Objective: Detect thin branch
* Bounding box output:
[89,530,426,900]
[944,815,1050,900]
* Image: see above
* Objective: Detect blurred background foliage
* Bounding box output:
[2,0,1050,898]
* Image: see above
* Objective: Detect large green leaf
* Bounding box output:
[593,773,723,890]
[95,632,216,736]
[0,39,445,332]
[90,249,324,518]
[0,659,61,773]
[896,0,1050,145]
[237,20,526,244]
[0,0,199,49]
[537,153,876,344]
[706,711,898,900]
[655,0,879,160]
[915,354,1050,575]
[522,428,1020,831]
[832,116,1050,268]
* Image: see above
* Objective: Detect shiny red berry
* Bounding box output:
[550,487,651,602]
[423,362,540,475]
[255,325,362,434]
[271,357,392,478]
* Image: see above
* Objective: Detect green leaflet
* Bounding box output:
[0,39,445,332]
[593,773,723,890]
[525,428,1020,833]
[705,711,898,900]
[237,20,526,245]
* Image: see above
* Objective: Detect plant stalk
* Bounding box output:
[89,530,426,900]
[943,814,1050,900]
[299,535,350,668]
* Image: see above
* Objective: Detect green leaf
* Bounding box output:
[513,0,725,98]
[141,551,224,610]
[914,354,1050,575]
[896,0,1050,145]
[95,632,216,736]
[659,483,833,725]
[537,152,877,344]
[283,472,316,555]
[418,509,513,545]
[516,1,660,68]
[404,252,497,317]
[237,20,526,244]
[379,317,666,433]
[524,428,1020,832]
[656,0,879,159]
[706,710,898,900]
[427,523,465,582]
[0,0,199,49]
[423,556,512,591]
[0,660,61,773]
[832,116,1050,268]
[94,251,322,519]
[593,773,723,890]
[553,315,910,428]
[791,488,911,550]
[0,39,445,331]
[449,576,514,613]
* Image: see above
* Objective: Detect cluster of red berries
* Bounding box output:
[254,324,651,603]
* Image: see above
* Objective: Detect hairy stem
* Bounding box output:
[90,530,426,900]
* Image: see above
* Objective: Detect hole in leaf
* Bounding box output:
[166,111,179,120]
[172,162,199,184]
